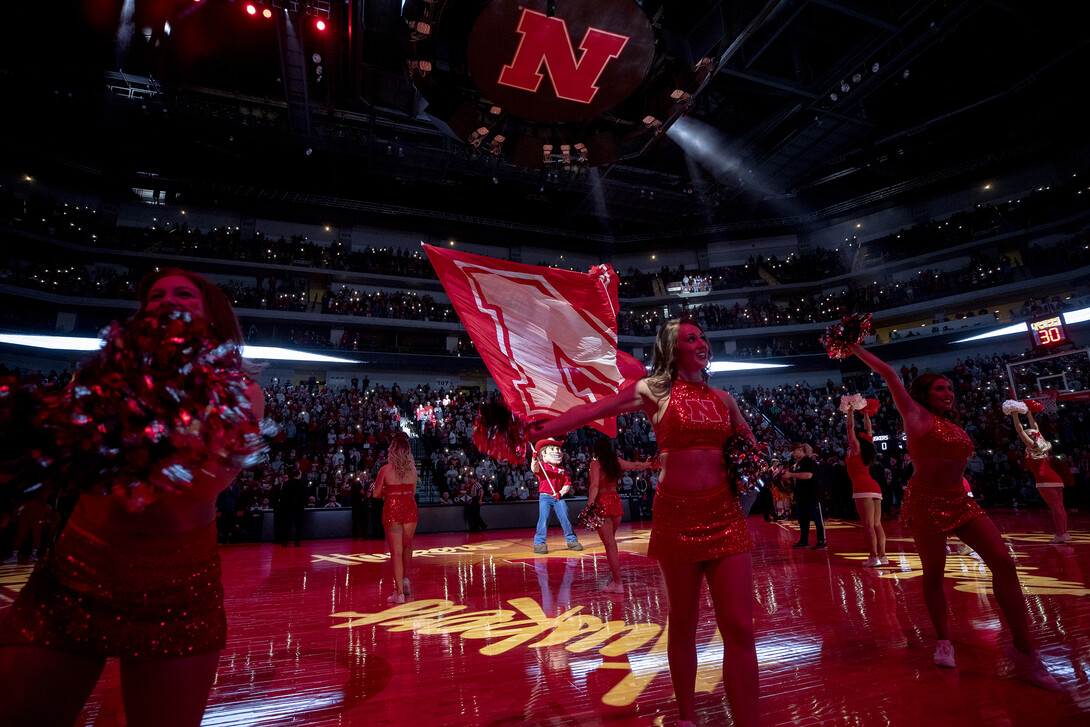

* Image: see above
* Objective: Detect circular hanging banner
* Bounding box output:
[467,0,655,123]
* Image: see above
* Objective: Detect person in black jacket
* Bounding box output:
[784,443,826,549]
[350,477,369,539]
[281,470,307,546]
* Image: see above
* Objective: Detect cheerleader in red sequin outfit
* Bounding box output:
[0,269,265,727]
[850,344,1062,690]
[1010,405,1071,543]
[843,402,888,566]
[372,433,418,604]
[536,318,759,727]
[588,437,655,594]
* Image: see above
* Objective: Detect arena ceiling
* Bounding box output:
[2,1,1086,251]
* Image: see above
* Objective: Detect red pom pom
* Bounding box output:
[472,401,532,464]
[25,311,272,511]
[863,398,881,417]
[821,313,873,359]
[577,501,606,530]
[723,434,770,495]
[1022,399,1044,413]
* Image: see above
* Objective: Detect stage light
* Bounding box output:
[315,19,326,31]
[246,4,257,15]
[642,115,661,129]
[489,106,502,115]
[670,89,690,103]
[262,8,272,18]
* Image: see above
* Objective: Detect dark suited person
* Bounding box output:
[350,478,369,539]
[366,474,384,540]
[282,469,307,546]
[269,474,286,544]
[785,443,826,549]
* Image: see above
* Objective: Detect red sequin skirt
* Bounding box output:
[902,480,985,535]
[597,489,624,519]
[648,483,754,562]
[0,521,225,660]
[382,494,418,524]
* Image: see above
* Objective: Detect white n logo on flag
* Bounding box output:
[459,262,621,416]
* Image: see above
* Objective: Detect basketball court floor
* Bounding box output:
[2,509,1089,726]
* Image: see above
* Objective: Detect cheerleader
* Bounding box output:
[1007,401,1070,543]
[843,399,887,566]
[373,433,418,603]
[849,344,1061,690]
[0,268,265,727]
[588,438,654,593]
[535,318,760,726]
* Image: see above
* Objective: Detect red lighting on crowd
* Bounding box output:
[315,19,326,31]
[245,3,257,15]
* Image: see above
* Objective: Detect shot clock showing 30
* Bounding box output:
[1029,316,1070,349]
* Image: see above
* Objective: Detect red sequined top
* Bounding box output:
[653,379,736,453]
[907,414,975,463]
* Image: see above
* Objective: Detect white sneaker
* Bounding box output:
[1048,534,1072,544]
[933,640,956,668]
[1005,644,1062,691]
[862,557,880,567]
[1,555,18,566]
[878,556,890,566]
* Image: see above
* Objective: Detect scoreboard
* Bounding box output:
[1028,315,1070,349]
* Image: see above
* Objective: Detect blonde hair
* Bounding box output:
[387,433,416,477]
[1024,428,1053,459]
[645,317,708,397]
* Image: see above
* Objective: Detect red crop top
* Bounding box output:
[846,453,880,492]
[652,379,736,453]
[1026,454,1062,483]
[906,414,975,463]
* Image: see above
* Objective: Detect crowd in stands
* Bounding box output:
[5,341,1089,552]
[6,231,1084,352]
[2,175,1088,372]
[617,238,1089,336]
[616,248,850,299]
[865,177,1090,264]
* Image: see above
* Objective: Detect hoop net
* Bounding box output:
[1007,348,1089,417]
[1026,389,1059,416]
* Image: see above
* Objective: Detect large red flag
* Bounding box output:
[424,244,645,437]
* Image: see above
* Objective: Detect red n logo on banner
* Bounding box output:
[497,8,630,104]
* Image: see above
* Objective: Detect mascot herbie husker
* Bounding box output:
[531,438,583,554]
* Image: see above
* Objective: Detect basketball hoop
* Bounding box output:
[1027,390,1059,415]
